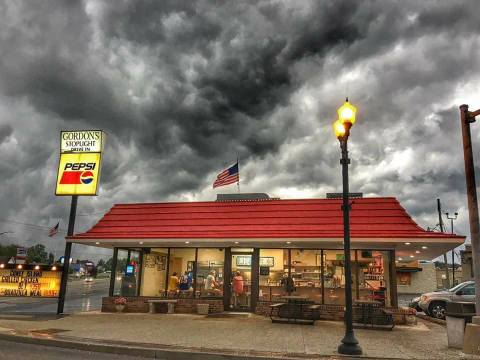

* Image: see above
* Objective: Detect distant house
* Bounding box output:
[396,261,437,295]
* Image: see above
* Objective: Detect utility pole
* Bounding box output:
[460,104,480,317]
[446,212,458,285]
[437,199,450,288]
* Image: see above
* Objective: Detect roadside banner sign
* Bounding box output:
[55,152,102,196]
[16,247,26,261]
[60,130,104,153]
[0,267,61,297]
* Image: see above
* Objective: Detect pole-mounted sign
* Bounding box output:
[56,130,105,314]
[60,130,104,153]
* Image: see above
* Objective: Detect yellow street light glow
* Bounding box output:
[0,264,4,269]
[17,264,23,269]
[34,265,40,270]
[333,119,346,138]
[51,266,57,271]
[337,100,357,125]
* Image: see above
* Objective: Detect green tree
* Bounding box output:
[97,258,105,268]
[105,257,113,271]
[48,252,54,264]
[27,244,48,263]
[0,244,17,258]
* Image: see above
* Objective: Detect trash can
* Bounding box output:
[197,303,209,315]
[445,302,476,349]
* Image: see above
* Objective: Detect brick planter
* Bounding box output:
[102,297,223,314]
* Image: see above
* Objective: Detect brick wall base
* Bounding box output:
[103,297,415,325]
[102,297,224,314]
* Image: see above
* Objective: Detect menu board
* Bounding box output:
[0,269,61,297]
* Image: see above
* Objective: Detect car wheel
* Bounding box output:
[428,302,446,319]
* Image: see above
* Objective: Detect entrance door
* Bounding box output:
[229,252,253,311]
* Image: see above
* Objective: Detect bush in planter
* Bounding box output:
[113,297,127,312]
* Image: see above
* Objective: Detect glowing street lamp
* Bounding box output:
[332,98,362,356]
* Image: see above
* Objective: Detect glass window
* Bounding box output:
[140,248,168,297]
[323,250,346,305]
[259,249,288,301]
[167,248,195,297]
[113,249,140,296]
[356,250,391,306]
[462,284,475,295]
[196,249,224,298]
[291,249,322,303]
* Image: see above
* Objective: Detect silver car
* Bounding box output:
[418,281,476,319]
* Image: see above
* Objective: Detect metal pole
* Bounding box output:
[57,195,78,314]
[460,104,480,316]
[437,199,450,288]
[109,248,118,297]
[337,128,362,356]
[450,218,455,285]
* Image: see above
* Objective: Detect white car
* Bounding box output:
[418,281,475,319]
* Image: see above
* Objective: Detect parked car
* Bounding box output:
[408,296,422,312]
[418,281,476,319]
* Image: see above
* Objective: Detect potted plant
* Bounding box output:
[113,297,127,312]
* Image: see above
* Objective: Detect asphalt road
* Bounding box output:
[0,339,148,360]
[0,277,109,314]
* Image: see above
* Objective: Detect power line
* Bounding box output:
[0,218,67,234]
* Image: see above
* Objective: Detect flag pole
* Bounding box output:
[237,156,240,193]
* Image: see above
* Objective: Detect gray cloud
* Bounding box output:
[0,0,479,261]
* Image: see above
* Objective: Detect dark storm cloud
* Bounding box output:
[0,0,479,259]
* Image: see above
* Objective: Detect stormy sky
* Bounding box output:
[0,0,479,262]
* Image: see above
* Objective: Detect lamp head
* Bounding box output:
[333,119,346,138]
[337,99,357,125]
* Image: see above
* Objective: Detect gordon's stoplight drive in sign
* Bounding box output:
[55,153,102,196]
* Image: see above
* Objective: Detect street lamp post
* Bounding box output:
[459,104,480,318]
[333,99,362,356]
[445,212,458,285]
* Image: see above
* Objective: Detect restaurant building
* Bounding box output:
[68,194,464,317]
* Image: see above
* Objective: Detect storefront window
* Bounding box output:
[140,248,168,297]
[196,249,224,298]
[258,249,288,301]
[291,249,322,303]
[323,250,346,304]
[356,250,391,306]
[167,248,195,297]
[113,249,140,296]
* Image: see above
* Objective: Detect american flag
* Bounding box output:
[213,162,239,188]
[48,222,59,237]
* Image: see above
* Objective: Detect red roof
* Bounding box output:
[69,197,463,240]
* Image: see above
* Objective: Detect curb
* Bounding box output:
[416,314,446,326]
[0,330,404,360]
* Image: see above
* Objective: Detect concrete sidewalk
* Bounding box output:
[0,312,477,359]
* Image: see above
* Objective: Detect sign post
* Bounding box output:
[55,130,104,315]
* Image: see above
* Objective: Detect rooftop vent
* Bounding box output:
[326,192,363,199]
[216,193,275,202]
